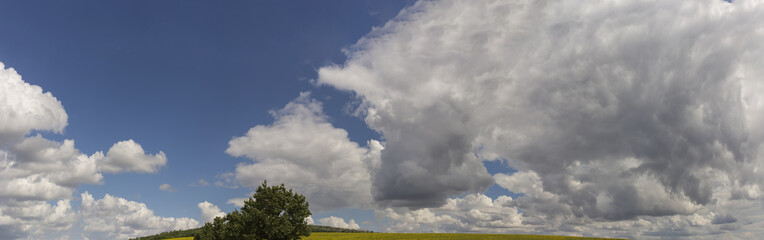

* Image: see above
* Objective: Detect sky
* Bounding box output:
[1,0,764,239]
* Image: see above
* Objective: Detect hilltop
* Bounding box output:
[130,224,373,240]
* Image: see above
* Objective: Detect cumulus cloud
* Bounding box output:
[0,64,102,238]
[377,193,523,233]
[102,139,167,173]
[227,92,380,211]
[8,135,103,187]
[0,136,166,238]
[318,216,360,230]
[0,63,67,144]
[198,201,225,223]
[0,126,102,237]
[374,188,764,239]
[319,0,764,227]
[0,61,172,239]
[0,199,76,239]
[0,174,73,201]
[80,192,199,239]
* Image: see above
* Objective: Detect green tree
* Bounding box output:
[196,216,232,240]
[196,181,311,240]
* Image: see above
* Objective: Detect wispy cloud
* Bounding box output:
[159,184,176,192]
[214,172,239,189]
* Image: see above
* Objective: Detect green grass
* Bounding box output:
[162,238,194,240]
[302,233,624,240]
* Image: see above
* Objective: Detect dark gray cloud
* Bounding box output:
[712,213,738,225]
[0,225,24,240]
[319,0,764,230]
[371,102,494,208]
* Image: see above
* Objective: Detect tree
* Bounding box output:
[196,181,312,240]
[197,215,239,240]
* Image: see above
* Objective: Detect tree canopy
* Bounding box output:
[196,181,312,240]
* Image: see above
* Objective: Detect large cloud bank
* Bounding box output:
[310,0,764,238]
[0,62,193,239]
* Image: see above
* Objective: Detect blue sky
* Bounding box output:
[2,0,764,239]
[1,0,405,219]
[0,0,410,237]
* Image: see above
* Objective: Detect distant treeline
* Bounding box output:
[309,225,374,233]
[130,225,373,240]
[129,228,201,240]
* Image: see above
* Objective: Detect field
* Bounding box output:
[137,228,625,240]
[302,233,623,240]
[155,233,624,240]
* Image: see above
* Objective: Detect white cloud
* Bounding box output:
[102,139,167,173]
[318,216,360,230]
[159,184,175,192]
[306,216,314,225]
[0,135,167,239]
[0,199,76,239]
[373,190,764,239]
[494,171,548,198]
[227,92,379,211]
[80,192,199,240]
[0,135,168,239]
[8,135,103,187]
[0,175,72,201]
[0,61,173,239]
[377,193,523,233]
[226,197,247,208]
[197,201,225,223]
[0,63,67,144]
[0,126,100,238]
